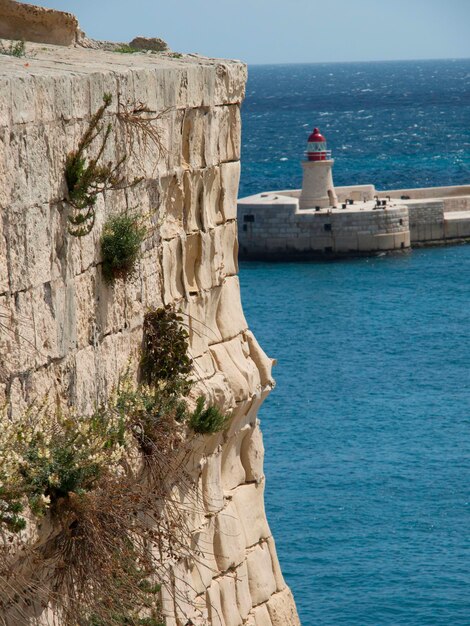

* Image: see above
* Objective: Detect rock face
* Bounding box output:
[0,0,80,46]
[129,36,169,52]
[0,35,300,626]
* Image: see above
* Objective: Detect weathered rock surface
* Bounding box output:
[0,33,301,626]
[129,36,169,52]
[0,0,79,46]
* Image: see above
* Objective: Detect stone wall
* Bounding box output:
[238,195,409,260]
[376,184,470,201]
[0,40,300,626]
[407,200,446,242]
[238,183,470,258]
[396,198,470,243]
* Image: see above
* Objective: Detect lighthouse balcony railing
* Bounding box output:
[305,150,332,160]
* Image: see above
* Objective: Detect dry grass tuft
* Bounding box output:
[117,101,171,175]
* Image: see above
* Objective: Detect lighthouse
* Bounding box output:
[299,127,338,209]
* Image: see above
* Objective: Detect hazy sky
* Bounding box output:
[28,0,470,64]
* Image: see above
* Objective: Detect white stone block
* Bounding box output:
[232,482,271,548]
[220,161,241,221]
[206,580,226,626]
[202,448,224,513]
[235,560,252,620]
[246,543,276,606]
[216,275,247,340]
[244,330,274,389]
[221,427,248,491]
[162,236,185,304]
[219,574,242,626]
[266,537,286,592]
[266,588,301,626]
[210,341,251,403]
[190,522,218,594]
[213,501,246,571]
[253,604,273,626]
[240,423,265,483]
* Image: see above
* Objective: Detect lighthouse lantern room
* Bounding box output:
[306,127,331,161]
[299,126,338,209]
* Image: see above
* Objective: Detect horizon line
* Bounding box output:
[246,55,470,67]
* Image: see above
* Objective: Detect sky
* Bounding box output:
[27,0,470,65]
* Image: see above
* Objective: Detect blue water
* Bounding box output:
[239,60,470,197]
[238,60,470,626]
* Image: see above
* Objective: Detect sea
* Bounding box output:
[238,59,470,626]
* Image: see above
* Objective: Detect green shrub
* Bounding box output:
[65,94,143,237]
[101,213,146,282]
[0,405,127,530]
[141,307,192,391]
[0,40,25,57]
[0,488,26,533]
[114,44,139,54]
[189,396,229,434]
[117,307,193,450]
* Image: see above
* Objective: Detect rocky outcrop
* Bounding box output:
[129,36,170,52]
[0,0,80,46]
[0,34,300,626]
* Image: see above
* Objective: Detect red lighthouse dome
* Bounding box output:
[306,127,330,161]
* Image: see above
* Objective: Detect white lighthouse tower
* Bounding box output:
[299,127,338,209]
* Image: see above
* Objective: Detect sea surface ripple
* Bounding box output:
[239,60,470,626]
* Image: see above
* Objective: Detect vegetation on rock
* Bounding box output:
[0,39,25,57]
[141,307,193,389]
[189,395,229,434]
[101,213,146,282]
[64,94,143,237]
[0,307,229,624]
[114,44,139,54]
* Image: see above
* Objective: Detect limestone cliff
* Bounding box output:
[0,20,300,626]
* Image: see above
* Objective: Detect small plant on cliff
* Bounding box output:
[48,477,168,626]
[0,402,128,531]
[112,307,194,452]
[0,39,25,57]
[117,100,168,175]
[188,396,229,434]
[141,307,193,391]
[140,306,229,434]
[114,44,139,54]
[64,94,142,237]
[101,213,146,283]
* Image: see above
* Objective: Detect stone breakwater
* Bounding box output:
[238,184,470,260]
[0,34,300,626]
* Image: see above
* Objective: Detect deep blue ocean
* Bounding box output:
[238,60,470,626]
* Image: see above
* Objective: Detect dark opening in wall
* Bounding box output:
[244,214,255,223]
[324,246,333,253]
[324,223,332,232]
[399,218,403,225]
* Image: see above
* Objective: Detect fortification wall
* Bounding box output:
[238,196,409,260]
[0,39,300,626]
[238,183,470,257]
[376,184,470,201]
